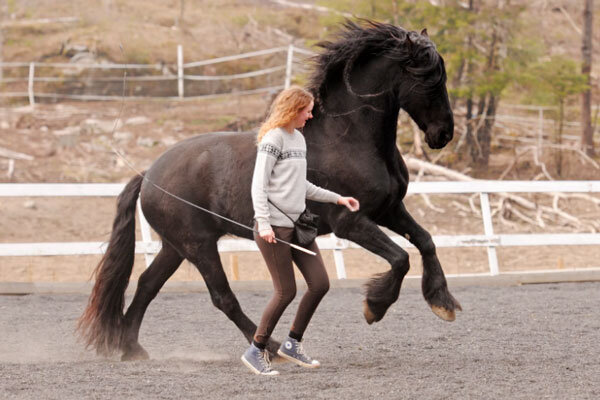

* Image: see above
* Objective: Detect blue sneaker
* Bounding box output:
[277,337,321,368]
[241,343,279,376]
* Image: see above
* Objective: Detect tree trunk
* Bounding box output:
[450,54,466,109]
[479,94,497,165]
[176,0,185,27]
[0,0,5,84]
[0,23,3,83]
[392,0,399,25]
[471,26,498,167]
[465,97,477,162]
[557,100,565,177]
[462,0,477,160]
[581,0,594,156]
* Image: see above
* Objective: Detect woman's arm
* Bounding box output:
[306,181,341,204]
[306,181,360,212]
[251,134,283,242]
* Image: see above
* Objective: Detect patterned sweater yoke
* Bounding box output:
[251,127,340,232]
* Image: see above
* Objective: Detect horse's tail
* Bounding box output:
[77,173,145,355]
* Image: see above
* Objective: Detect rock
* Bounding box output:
[23,200,37,210]
[53,126,80,147]
[137,137,158,147]
[113,131,133,142]
[70,52,96,64]
[80,118,122,135]
[162,136,178,146]
[13,106,34,114]
[125,116,151,125]
[0,121,9,129]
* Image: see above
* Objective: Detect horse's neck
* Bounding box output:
[309,96,401,150]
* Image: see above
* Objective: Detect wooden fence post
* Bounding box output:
[230,254,239,280]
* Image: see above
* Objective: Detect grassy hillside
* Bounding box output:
[1,0,598,182]
[1,0,323,64]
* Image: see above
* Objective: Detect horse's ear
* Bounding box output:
[421,28,428,37]
[405,34,414,52]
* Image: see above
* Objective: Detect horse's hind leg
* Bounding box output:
[383,202,462,321]
[121,241,183,361]
[189,240,281,356]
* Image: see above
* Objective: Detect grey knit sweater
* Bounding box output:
[251,127,341,232]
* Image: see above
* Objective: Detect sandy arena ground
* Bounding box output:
[1,282,599,399]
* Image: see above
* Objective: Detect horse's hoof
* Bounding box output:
[121,344,149,361]
[363,299,377,325]
[431,305,456,322]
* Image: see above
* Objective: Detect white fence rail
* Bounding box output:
[1,181,600,280]
[0,45,308,104]
[2,45,594,143]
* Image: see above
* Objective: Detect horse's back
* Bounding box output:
[140,131,257,240]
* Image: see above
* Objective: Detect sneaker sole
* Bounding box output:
[241,355,279,376]
[277,349,320,368]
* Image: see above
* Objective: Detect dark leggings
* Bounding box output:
[253,225,330,345]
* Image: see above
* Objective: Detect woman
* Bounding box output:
[242,86,359,376]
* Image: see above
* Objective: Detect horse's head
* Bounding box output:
[310,22,454,149]
[396,29,454,149]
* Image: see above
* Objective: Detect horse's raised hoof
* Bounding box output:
[362,299,390,325]
[422,277,462,322]
[363,300,377,324]
[431,305,456,322]
[363,271,401,325]
[121,343,150,361]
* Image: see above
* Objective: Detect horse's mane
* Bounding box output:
[308,20,445,101]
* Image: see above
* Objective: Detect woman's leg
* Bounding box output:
[253,226,297,345]
[289,241,330,338]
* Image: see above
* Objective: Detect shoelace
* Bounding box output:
[260,350,273,371]
[295,342,307,358]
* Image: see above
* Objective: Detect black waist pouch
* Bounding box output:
[268,200,320,246]
[293,208,319,246]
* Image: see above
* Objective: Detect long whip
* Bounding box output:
[111,147,316,256]
[108,45,316,256]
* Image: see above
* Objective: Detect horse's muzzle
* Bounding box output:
[425,125,453,149]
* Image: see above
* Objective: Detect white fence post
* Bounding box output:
[3,181,600,282]
[177,45,184,98]
[330,233,348,279]
[28,62,35,107]
[284,44,294,89]
[137,198,156,267]
[479,192,499,276]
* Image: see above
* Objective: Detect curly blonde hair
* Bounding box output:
[257,86,314,143]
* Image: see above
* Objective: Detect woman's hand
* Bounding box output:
[337,196,360,212]
[259,228,276,244]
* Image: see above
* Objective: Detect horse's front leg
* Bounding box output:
[332,213,411,324]
[381,202,462,321]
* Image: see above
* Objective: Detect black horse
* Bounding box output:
[79,21,461,360]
